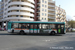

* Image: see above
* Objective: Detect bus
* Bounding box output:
[7,21,66,35]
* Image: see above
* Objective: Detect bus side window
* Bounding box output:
[31,25,33,29]
[50,24,55,29]
[34,25,37,29]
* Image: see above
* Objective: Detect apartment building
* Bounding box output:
[0,1,4,27]
[3,0,35,21]
[1,0,55,22]
[36,0,55,22]
[55,5,66,23]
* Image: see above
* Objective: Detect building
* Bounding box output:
[1,0,55,22]
[3,0,34,21]
[0,1,4,27]
[55,5,66,23]
[36,0,55,22]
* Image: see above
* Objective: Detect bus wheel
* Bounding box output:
[50,31,55,35]
[20,31,24,35]
[12,30,14,33]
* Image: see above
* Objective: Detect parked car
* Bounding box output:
[0,28,4,31]
[72,28,75,32]
[0,28,2,31]
[68,28,72,32]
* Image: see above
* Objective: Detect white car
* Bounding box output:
[1,28,4,31]
[72,28,75,31]
[68,28,72,32]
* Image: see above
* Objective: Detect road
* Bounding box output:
[0,31,75,50]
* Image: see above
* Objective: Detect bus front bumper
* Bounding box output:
[8,29,12,33]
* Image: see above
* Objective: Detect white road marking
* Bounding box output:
[42,39,56,42]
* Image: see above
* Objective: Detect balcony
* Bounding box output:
[28,0,35,4]
[48,5,55,7]
[1,4,4,7]
[48,20,55,22]
[37,15,40,17]
[37,6,40,9]
[48,13,55,15]
[8,7,34,12]
[8,2,35,8]
[0,16,3,18]
[48,0,55,3]
[37,2,40,5]
[37,10,40,13]
[7,12,34,17]
[48,16,55,19]
[0,12,3,15]
[48,9,55,11]
[62,13,66,16]
[0,8,4,10]
[48,1,55,3]
[2,17,34,21]
[57,16,61,19]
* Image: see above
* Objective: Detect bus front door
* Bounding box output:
[57,25,61,34]
[57,24,64,34]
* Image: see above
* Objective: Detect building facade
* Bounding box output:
[1,0,55,22]
[36,0,55,22]
[3,0,35,21]
[55,5,66,23]
[0,1,4,27]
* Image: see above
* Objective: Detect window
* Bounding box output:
[17,5,19,7]
[42,18,43,20]
[30,24,33,29]
[16,15,18,17]
[41,24,49,29]
[21,5,24,7]
[42,13,44,16]
[45,13,46,16]
[45,1,47,3]
[21,0,24,2]
[42,4,44,7]
[17,10,19,12]
[34,25,38,29]
[42,0,44,3]
[12,23,18,28]
[42,9,44,11]
[50,24,56,29]
[45,5,47,7]
[45,9,46,12]
[8,1,11,3]
[45,18,46,20]
[21,16,23,17]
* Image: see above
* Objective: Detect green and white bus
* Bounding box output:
[7,21,66,35]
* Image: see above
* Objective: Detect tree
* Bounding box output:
[68,20,75,28]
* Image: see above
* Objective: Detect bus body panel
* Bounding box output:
[7,21,65,34]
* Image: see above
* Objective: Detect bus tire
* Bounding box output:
[50,31,55,35]
[20,31,25,35]
[12,30,14,33]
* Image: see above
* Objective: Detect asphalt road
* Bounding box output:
[0,31,75,50]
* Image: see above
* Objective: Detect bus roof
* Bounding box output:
[9,21,65,24]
